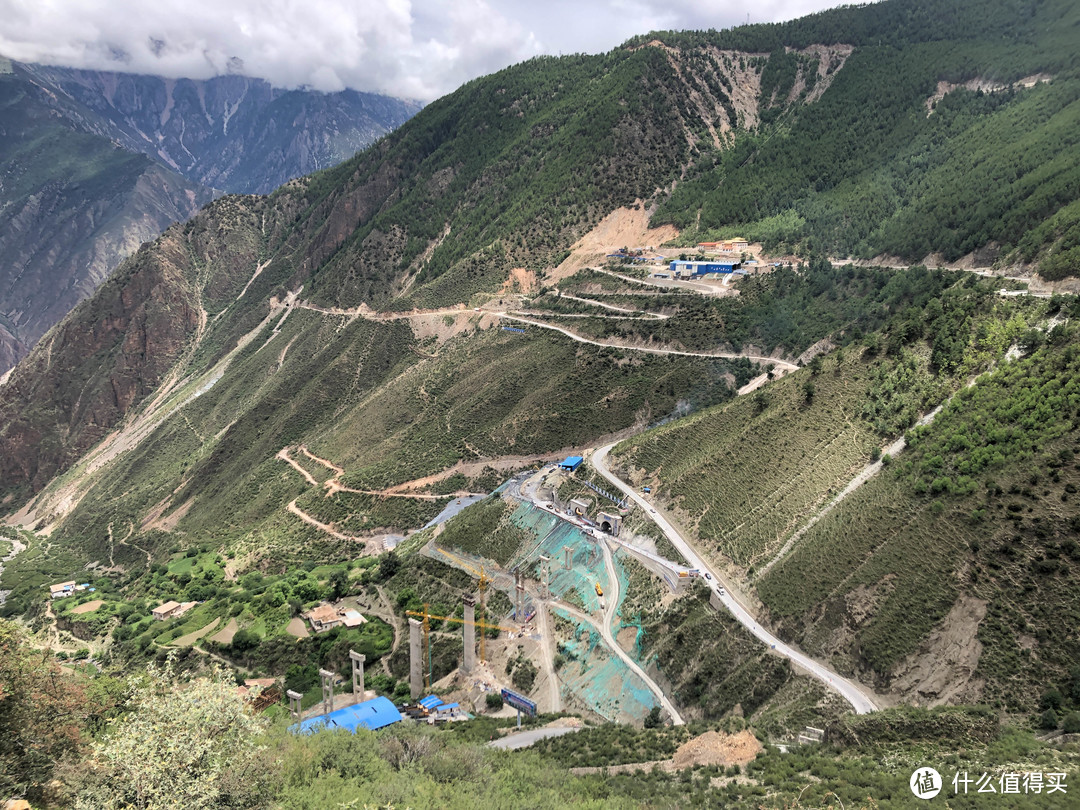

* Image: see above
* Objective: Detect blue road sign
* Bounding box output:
[501,688,537,716]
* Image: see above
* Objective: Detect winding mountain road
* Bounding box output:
[496,312,798,370]
[591,443,877,715]
[553,599,685,725]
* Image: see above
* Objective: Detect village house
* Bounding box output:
[152,600,181,620]
[49,581,77,599]
[150,600,196,621]
[305,604,343,633]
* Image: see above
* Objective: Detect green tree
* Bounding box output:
[378,551,401,582]
[0,619,94,802]
[643,706,662,729]
[328,569,349,600]
[72,656,269,810]
[1040,708,1059,730]
[1040,687,1064,712]
[1062,712,1080,734]
[231,629,260,652]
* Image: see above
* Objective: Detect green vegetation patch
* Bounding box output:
[642,583,792,720]
[758,319,1080,708]
[436,495,534,567]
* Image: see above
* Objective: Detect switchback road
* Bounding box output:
[591,443,877,715]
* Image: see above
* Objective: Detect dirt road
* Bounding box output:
[496,312,798,370]
[553,598,684,725]
[535,601,562,713]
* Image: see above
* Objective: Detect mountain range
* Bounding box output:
[0,56,420,372]
[2,0,1080,774]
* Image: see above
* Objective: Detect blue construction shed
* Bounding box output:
[669,260,741,276]
[559,456,584,472]
[290,696,402,735]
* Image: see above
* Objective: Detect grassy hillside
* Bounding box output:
[758,313,1080,712]
[612,284,1080,713]
[5,0,1080,776]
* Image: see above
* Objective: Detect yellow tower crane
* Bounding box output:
[406,604,517,689]
[435,547,495,661]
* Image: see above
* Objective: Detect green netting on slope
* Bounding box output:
[506,501,610,614]
[552,608,657,724]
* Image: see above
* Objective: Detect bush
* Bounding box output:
[1040,687,1064,711]
[1063,712,1080,734]
[231,629,260,652]
[485,693,504,711]
[1039,708,1059,730]
[643,706,662,729]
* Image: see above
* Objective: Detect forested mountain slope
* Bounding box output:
[647,0,1080,271]
[610,275,1080,713]
[0,41,792,502]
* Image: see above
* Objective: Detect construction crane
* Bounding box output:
[435,547,495,661]
[406,604,517,689]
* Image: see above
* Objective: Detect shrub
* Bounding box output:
[231,629,259,652]
[486,693,504,711]
[1040,687,1064,712]
[1063,712,1080,734]
[643,706,662,728]
[1039,709,1059,730]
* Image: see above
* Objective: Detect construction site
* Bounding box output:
[295,456,703,731]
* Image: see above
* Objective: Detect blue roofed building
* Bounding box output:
[559,456,584,472]
[290,695,402,735]
[669,260,741,277]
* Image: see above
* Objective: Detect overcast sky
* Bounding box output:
[0,0,847,102]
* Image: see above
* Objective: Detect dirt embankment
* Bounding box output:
[888,595,988,706]
[552,205,678,281]
[926,73,1052,114]
[569,729,762,775]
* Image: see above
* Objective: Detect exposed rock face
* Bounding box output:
[0,61,420,372]
[0,65,211,372]
[0,232,201,492]
[18,64,423,194]
[0,160,209,374]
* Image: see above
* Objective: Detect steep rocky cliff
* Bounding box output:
[16,64,422,193]
[0,67,211,373]
[0,60,419,372]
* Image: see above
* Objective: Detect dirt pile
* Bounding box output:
[569,729,763,776]
[672,729,762,769]
[552,205,678,280]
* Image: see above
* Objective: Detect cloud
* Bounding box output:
[0,0,844,101]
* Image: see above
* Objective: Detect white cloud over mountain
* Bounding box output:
[0,0,842,101]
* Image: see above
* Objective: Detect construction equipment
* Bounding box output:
[406,604,517,689]
[435,547,495,661]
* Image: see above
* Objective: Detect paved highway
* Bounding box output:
[591,442,877,715]
[488,725,582,749]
